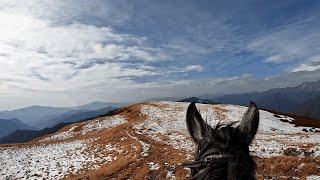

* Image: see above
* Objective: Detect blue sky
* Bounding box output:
[1,0,320,110]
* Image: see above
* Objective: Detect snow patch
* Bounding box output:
[251,133,320,157]
[40,125,78,142]
[166,171,176,180]
[126,131,150,157]
[0,139,122,179]
[222,105,307,134]
[82,115,127,134]
[148,162,160,170]
[0,140,87,179]
[307,175,320,180]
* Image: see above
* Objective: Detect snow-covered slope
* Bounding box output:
[0,101,319,179]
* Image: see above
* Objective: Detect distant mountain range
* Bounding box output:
[144,96,188,102]
[71,101,124,111]
[0,101,122,127]
[0,122,74,144]
[149,81,320,119]
[0,106,71,125]
[0,118,34,138]
[0,107,118,144]
[295,96,320,119]
[1,80,319,144]
[177,97,217,104]
[210,80,320,119]
[0,101,120,141]
[34,106,117,129]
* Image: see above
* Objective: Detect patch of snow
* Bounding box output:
[166,170,176,180]
[307,175,320,180]
[139,102,218,133]
[148,162,160,170]
[105,143,117,151]
[275,114,295,122]
[166,133,194,151]
[82,115,127,134]
[222,105,309,134]
[250,133,320,157]
[126,131,150,157]
[40,125,78,142]
[0,139,122,179]
[0,140,87,179]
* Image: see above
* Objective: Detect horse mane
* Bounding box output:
[191,123,256,180]
[184,102,259,180]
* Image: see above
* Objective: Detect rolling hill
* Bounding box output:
[71,101,124,111]
[33,106,117,129]
[0,101,319,179]
[0,106,72,125]
[0,101,121,128]
[295,96,320,119]
[0,118,34,138]
[0,107,117,144]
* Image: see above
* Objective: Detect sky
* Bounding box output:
[1,0,320,110]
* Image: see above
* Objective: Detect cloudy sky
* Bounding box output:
[1,0,320,110]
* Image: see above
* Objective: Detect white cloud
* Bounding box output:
[167,65,204,73]
[183,65,203,72]
[0,3,166,82]
[0,1,174,109]
[1,1,320,110]
[248,19,320,64]
[0,0,131,25]
[291,62,320,72]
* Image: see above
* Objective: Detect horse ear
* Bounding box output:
[239,101,259,144]
[186,102,211,143]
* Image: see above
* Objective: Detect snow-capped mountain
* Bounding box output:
[0,101,319,179]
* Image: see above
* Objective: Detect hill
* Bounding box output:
[34,106,117,129]
[71,101,124,111]
[0,122,75,144]
[0,101,319,179]
[0,107,117,144]
[0,101,121,128]
[0,106,73,125]
[295,96,320,119]
[0,118,34,138]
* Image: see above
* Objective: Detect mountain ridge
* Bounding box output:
[0,107,118,144]
[0,101,319,179]
[0,118,34,138]
[0,101,123,126]
[177,97,217,104]
[210,80,320,119]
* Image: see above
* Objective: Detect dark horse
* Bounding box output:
[182,102,259,180]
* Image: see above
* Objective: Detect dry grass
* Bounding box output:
[255,156,320,179]
[2,102,319,179]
